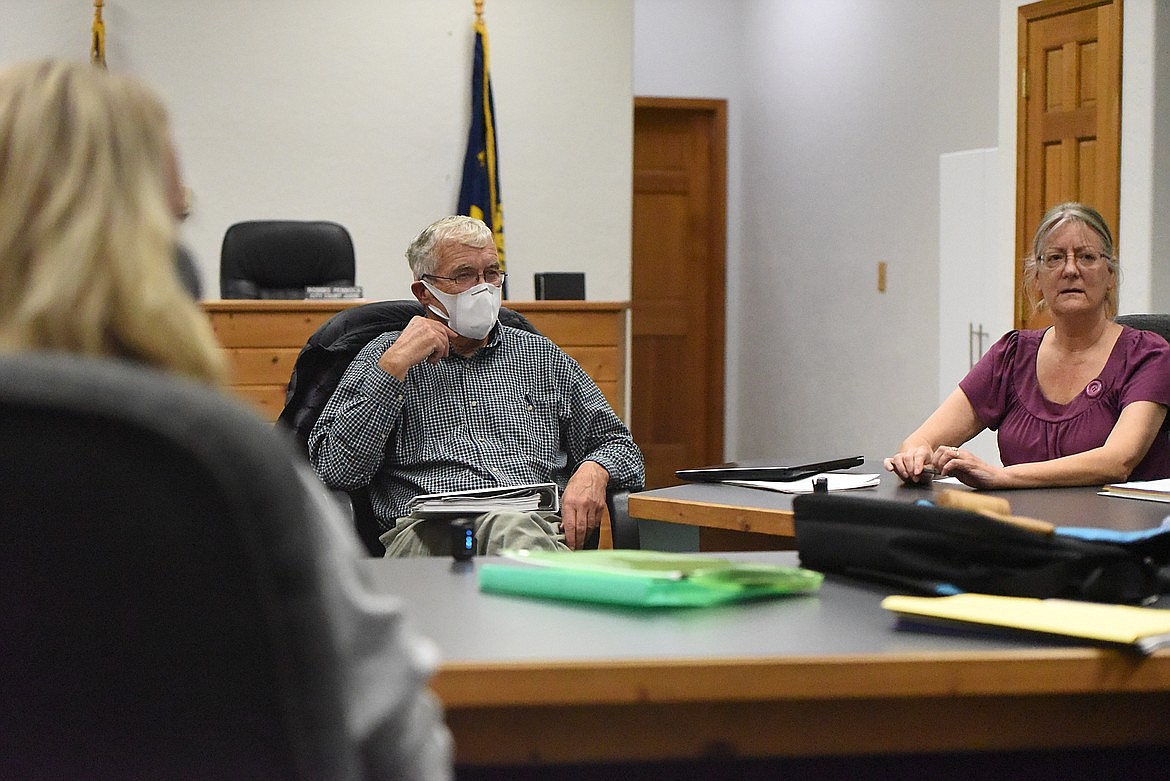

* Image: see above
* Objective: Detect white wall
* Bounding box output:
[3,0,634,302]
[637,0,1001,460]
[1156,1,1170,311]
[1123,0,1170,313]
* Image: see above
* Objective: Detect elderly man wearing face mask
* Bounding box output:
[309,215,645,556]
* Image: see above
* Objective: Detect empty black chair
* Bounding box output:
[220,220,355,299]
[0,353,365,780]
[277,300,640,553]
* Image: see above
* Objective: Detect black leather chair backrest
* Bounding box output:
[1116,313,1170,345]
[0,354,360,780]
[221,220,355,299]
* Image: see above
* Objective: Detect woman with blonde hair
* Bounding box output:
[0,59,224,385]
[886,202,1170,489]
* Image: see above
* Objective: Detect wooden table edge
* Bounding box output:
[628,493,794,536]
[432,650,1170,708]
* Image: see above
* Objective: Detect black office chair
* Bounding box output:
[220,219,356,299]
[0,354,362,780]
[277,300,640,554]
[1116,313,1170,344]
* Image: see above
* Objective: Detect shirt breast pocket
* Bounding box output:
[498,391,562,461]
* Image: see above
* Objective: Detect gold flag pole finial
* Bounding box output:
[474,0,484,24]
[91,0,107,68]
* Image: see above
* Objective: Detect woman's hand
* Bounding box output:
[885,388,987,485]
[933,445,1009,489]
[883,445,935,484]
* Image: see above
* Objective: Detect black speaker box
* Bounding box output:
[534,272,585,300]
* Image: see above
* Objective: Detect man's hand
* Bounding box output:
[560,461,610,550]
[376,316,458,380]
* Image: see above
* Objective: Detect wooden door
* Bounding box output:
[1016,0,1122,329]
[631,98,726,489]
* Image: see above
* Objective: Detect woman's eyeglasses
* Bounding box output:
[1037,249,1109,271]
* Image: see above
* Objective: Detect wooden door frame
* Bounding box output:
[632,96,728,467]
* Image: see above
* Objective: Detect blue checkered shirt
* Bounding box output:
[308,324,645,526]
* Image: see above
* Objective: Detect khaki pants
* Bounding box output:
[379,510,570,558]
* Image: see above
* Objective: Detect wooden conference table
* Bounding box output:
[628,460,1170,550]
[362,469,1170,771]
[363,551,1170,773]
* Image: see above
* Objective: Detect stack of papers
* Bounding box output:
[883,593,1170,655]
[726,473,881,494]
[407,482,559,517]
[479,549,824,607]
[1099,478,1170,504]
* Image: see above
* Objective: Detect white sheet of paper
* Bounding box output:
[725,473,881,494]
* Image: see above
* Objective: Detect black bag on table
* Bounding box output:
[792,493,1170,604]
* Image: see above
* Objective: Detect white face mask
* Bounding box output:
[422,279,501,340]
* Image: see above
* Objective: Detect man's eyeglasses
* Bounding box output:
[1038,249,1110,271]
[423,268,506,291]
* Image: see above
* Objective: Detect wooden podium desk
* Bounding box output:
[363,551,1170,771]
[202,299,628,422]
[628,462,1170,551]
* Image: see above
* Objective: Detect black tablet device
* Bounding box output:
[675,456,865,483]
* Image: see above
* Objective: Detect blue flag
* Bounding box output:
[457,19,505,276]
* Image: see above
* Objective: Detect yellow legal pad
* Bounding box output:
[882,593,1170,655]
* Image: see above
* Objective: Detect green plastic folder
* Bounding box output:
[478,549,824,607]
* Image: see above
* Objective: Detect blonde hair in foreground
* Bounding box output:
[0,60,225,385]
